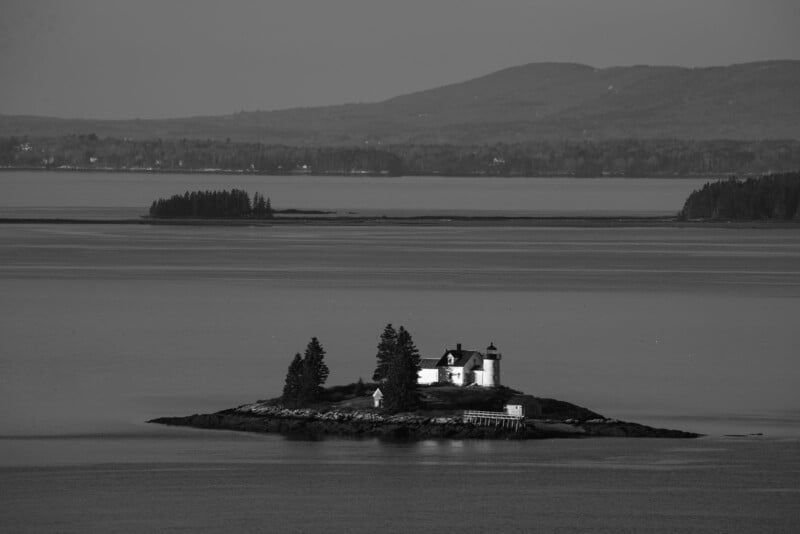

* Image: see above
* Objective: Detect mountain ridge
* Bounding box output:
[2,61,799,143]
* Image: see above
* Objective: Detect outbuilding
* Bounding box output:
[505,395,542,418]
[372,387,384,408]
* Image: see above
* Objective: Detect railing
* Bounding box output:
[463,410,524,430]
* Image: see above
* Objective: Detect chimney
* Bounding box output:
[456,343,462,353]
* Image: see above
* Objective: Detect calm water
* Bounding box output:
[1,172,798,532]
[2,431,799,534]
[0,170,709,217]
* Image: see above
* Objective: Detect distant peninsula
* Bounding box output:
[679,171,800,221]
[3,135,800,178]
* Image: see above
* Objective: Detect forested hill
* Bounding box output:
[2,61,800,144]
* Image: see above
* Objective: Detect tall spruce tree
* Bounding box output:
[382,326,421,412]
[299,337,329,405]
[282,353,304,408]
[372,323,397,382]
[252,191,273,219]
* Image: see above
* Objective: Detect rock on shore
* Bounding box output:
[148,404,700,440]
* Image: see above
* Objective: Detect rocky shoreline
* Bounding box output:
[149,404,700,440]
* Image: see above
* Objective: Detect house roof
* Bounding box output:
[440,349,482,368]
[419,358,441,369]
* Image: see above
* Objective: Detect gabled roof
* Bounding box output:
[441,349,483,368]
[419,358,441,369]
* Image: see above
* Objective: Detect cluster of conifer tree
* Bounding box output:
[372,324,421,412]
[281,338,330,408]
[4,135,800,177]
[280,324,421,412]
[679,172,800,220]
[148,189,272,218]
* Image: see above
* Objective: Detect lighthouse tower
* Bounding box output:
[483,342,501,387]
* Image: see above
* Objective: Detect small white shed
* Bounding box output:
[505,395,541,418]
[372,387,384,408]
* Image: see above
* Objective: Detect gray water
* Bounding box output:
[2,431,799,534]
[1,172,799,532]
[0,171,709,217]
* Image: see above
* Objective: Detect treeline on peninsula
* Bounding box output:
[679,171,800,220]
[3,135,800,177]
[149,189,273,218]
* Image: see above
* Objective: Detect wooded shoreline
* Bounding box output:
[0,165,775,179]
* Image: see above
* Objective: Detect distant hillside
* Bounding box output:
[2,61,799,143]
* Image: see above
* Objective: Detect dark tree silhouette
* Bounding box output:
[382,326,421,413]
[679,172,800,220]
[252,191,273,219]
[282,353,304,408]
[372,323,397,382]
[149,189,253,218]
[298,337,329,405]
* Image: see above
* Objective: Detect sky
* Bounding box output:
[1,0,799,119]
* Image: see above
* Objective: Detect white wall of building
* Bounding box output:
[473,369,485,386]
[416,347,502,387]
[418,368,440,385]
[446,367,465,386]
[483,359,497,387]
[506,404,523,417]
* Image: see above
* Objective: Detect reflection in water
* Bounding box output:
[1,432,798,533]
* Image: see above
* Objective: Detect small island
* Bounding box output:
[150,326,699,440]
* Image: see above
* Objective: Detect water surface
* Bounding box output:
[1,431,798,534]
[1,223,798,437]
[0,171,708,217]
[1,172,798,532]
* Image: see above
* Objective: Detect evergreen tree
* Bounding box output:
[253,191,271,218]
[382,326,421,412]
[372,323,397,382]
[265,197,273,218]
[299,337,329,405]
[148,189,257,218]
[282,353,304,408]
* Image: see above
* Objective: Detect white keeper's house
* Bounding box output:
[417,342,502,387]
